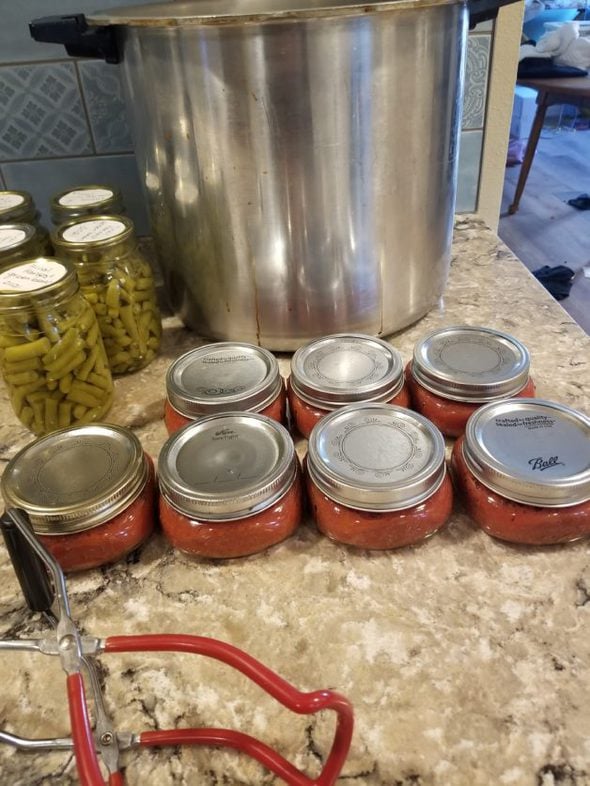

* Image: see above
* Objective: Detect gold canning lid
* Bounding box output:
[51,185,124,225]
[1,424,149,534]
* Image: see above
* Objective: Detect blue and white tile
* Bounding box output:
[2,154,150,235]
[463,34,491,130]
[0,63,92,160]
[78,61,134,154]
[455,129,483,213]
[2,0,153,63]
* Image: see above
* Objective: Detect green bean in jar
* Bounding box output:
[0,257,114,435]
[52,215,161,374]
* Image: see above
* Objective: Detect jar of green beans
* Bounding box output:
[50,185,125,225]
[0,191,51,251]
[0,224,52,269]
[0,257,114,435]
[52,216,161,375]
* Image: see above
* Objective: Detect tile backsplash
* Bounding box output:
[0,7,493,234]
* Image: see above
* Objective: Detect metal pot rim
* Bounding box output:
[89,0,459,27]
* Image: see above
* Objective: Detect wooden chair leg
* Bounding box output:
[508,92,550,215]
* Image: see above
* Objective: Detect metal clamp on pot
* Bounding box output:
[0,508,354,786]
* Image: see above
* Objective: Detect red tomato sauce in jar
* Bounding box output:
[158,412,302,559]
[1,425,156,572]
[165,342,286,434]
[407,325,535,438]
[451,399,590,545]
[288,333,410,438]
[305,402,453,549]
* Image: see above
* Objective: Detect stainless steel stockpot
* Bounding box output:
[33,0,475,349]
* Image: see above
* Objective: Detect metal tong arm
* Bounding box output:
[0,509,121,781]
[103,634,354,786]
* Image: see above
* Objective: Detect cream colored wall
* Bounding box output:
[477,1,525,230]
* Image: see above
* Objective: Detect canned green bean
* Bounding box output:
[50,185,125,225]
[0,223,52,269]
[0,257,114,435]
[52,215,162,375]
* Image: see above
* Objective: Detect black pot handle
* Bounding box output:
[29,14,120,64]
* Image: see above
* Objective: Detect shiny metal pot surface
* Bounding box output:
[91,0,467,350]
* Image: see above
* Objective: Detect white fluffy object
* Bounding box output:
[519,22,590,70]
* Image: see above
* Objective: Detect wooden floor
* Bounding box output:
[499,128,590,335]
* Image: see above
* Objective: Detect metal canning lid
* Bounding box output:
[412,325,530,402]
[158,412,297,520]
[0,191,33,223]
[307,402,446,511]
[54,215,134,248]
[462,398,590,508]
[290,334,404,409]
[1,425,149,534]
[0,224,36,252]
[0,257,78,311]
[51,186,123,224]
[166,342,283,417]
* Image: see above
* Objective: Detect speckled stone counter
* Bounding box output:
[0,217,589,786]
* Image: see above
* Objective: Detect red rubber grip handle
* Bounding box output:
[67,673,107,786]
[105,634,353,785]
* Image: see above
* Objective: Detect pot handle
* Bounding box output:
[29,14,120,64]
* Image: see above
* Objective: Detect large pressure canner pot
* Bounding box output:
[31,0,506,350]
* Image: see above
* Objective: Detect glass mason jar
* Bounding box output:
[158,413,302,558]
[406,325,536,438]
[288,334,410,438]
[52,215,162,374]
[0,223,52,269]
[305,402,453,549]
[165,342,286,434]
[1,424,156,572]
[451,399,590,545]
[0,257,114,435]
[0,191,51,250]
[50,185,125,225]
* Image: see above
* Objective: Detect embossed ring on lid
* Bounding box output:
[412,325,530,402]
[166,342,283,417]
[158,412,297,520]
[307,402,446,511]
[462,398,590,507]
[1,425,149,534]
[290,333,405,409]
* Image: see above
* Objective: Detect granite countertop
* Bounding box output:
[0,216,589,786]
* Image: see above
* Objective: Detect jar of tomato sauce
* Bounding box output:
[158,413,302,558]
[451,399,590,545]
[305,402,453,549]
[1,424,156,572]
[288,334,410,438]
[165,342,286,434]
[406,325,535,438]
